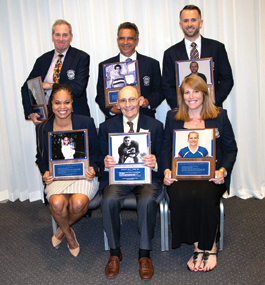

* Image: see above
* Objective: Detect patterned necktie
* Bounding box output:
[127,121,134,133]
[190,42,199,60]
[126,58,132,62]
[53,54,64,83]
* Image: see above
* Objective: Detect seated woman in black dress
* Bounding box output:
[36,84,100,257]
[161,75,237,272]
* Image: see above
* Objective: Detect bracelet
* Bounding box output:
[219,167,227,177]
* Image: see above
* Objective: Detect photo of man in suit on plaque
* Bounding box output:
[185,61,207,83]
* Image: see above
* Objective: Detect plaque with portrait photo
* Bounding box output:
[172,128,216,180]
[48,129,89,180]
[27,76,48,120]
[175,57,215,104]
[103,60,141,107]
[108,132,151,185]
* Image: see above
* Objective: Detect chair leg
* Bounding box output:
[160,199,165,251]
[164,200,169,251]
[104,230,110,250]
[219,198,224,251]
[51,216,57,235]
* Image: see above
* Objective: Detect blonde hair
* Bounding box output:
[175,75,219,121]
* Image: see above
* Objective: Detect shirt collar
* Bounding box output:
[53,48,69,62]
[119,51,137,62]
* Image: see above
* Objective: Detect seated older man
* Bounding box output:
[99,86,163,280]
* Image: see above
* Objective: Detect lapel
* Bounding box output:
[177,39,189,60]
[205,117,216,128]
[72,113,82,130]
[41,51,54,80]
[200,36,212,58]
[136,51,144,63]
[137,113,148,131]
[60,46,73,82]
[114,115,125,133]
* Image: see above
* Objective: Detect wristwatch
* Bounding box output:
[219,167,227,177]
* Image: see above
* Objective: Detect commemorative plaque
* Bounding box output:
[172,128,216,180]
[48,129,89,180]
[27,76,48,120]
[103,60,141,107]
[108,132,151,185]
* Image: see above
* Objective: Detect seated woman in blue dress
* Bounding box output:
[178,131,208,158]
[161,75,237,272]
[36,84,100,257]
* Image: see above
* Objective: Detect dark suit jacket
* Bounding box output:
[162,36,233,108]
[96,52,164,119]
[161,108,237,192]
[21,46,90,119]
[35,114,100,177]
[98,113,164,192]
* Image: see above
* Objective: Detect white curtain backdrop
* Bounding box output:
[0,0,264,201]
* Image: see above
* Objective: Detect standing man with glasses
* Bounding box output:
[96,22,164,119]
[21,19,90,125]
[98,86,163,280]
[162,5,233,109]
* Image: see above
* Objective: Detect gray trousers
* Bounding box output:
[101,183,161,250]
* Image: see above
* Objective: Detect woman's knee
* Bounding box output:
[69,195,89,215]
[49,195,67,214]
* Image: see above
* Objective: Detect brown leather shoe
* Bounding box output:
[139,257,154,280]
[105,252,122,278]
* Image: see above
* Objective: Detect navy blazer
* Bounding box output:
[161,109,237,192]
[35,114,100,177]
[21,46,90,119]
[95,52,164,119]
[98,113,164,191]
[162,36,233,108]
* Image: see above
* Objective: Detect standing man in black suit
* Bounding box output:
[21,19,90,125]
[162,5,233,109]
[99,86,163,280]
[96,22,164,119]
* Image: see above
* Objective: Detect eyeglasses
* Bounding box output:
[118,97,139,105]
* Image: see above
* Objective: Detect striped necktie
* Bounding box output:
[53,54,64,83]
[190,42,199,60]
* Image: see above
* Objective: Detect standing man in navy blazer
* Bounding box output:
[162,5,233,109]
[99,86,163,280]
[96,22,164,119]
[21,19,90,125]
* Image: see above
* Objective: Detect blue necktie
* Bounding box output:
[126,58,132,62]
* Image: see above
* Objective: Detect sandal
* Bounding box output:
[202,251,218,272]
[187,251,204,271]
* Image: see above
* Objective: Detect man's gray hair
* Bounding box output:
[52,19,72,34]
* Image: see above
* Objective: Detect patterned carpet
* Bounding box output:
[0,197,265,285]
